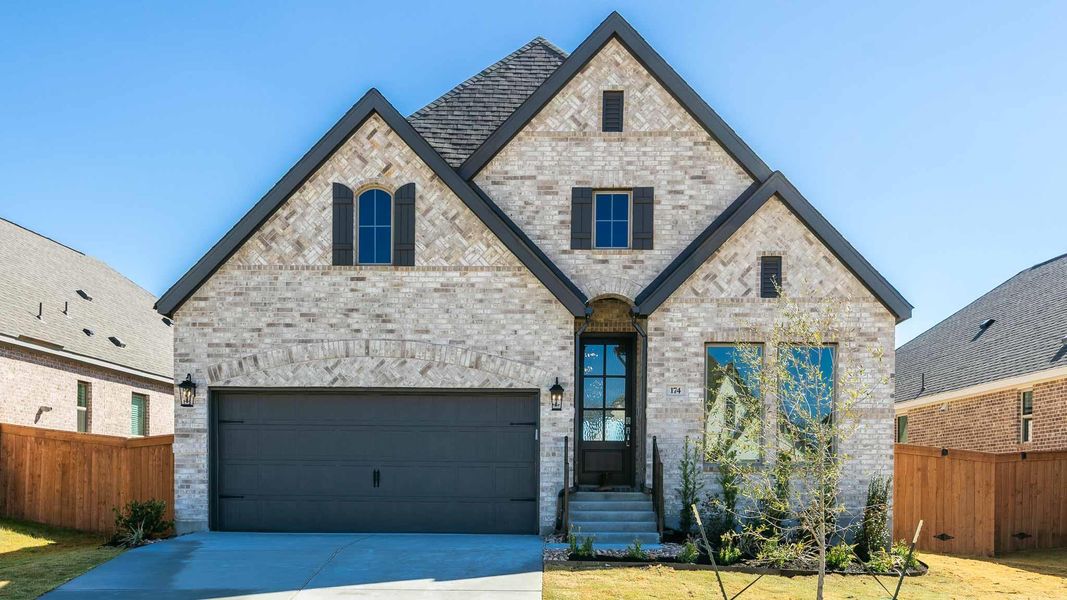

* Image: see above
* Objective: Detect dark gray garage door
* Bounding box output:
[213,390,538,533]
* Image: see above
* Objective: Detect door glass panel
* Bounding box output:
[583,378,605,408]
[583,344,604,376]
[605,344,627,375]
[582,412,604,441]
[605,378,626,408]
[604,411,626,441]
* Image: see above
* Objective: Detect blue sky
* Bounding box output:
[2,1,1064,345]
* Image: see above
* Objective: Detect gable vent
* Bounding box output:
[760,256,782,298]
[108,336,126,348]
[602,90,623,132]
[76,289,92,301]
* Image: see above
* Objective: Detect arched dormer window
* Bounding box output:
[357,188,392,264]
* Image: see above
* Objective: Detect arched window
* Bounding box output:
[357,189,392,264]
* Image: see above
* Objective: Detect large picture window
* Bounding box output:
[777,345,835,450]
[705,344,763,461]
[358,189,392,264]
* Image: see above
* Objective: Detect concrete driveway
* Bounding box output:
[45,532,543,599]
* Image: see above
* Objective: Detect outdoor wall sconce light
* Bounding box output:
[178,373,197,408]
[550,378,564,411]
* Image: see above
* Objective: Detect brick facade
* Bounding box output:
[900,376,1067,453]
[172,39,897,534]
[0,342,173,437]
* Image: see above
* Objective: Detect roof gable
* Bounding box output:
[155,89,587,317]
[457,12,772,181]
[634,172,913,322]
[408,37,567,167]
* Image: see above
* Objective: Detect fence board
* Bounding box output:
[895,444,1067,556]
[0,424,173,534]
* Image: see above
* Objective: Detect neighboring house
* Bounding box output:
[0,218,173,437]
[156,12,911,536]
[896,254,1067,453]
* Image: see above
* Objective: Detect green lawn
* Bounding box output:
[0,518,122,600]
[544,547,1067,599]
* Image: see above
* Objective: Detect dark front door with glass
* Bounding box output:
[578,337,633,487]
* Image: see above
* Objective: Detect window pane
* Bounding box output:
[358,192,376,226]
[1022,418,1032,442]
[582,412,604,441]
[612,194,628,220]
[77,408,87,433]
[1022,391,1033,415]
[778,346,834,449]
[583,378,604,408]
[77,382,88,408]
[595,221,612,247]
[595,194,612,220]
[375,227,391,263]
[604,411,626,441]
[605,344,627,375]
[605,377,626,408]
[375,191,391,226]
[897,415,908,443]
[131,395,145,436]
[358,227,375,263]
[611,222,628,247]
[705,344,762,461]
[583,345,604,376]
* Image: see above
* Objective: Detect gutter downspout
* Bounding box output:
[630,308,649,491]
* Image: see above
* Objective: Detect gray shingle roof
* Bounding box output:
[408,37,567,167]
[896,254,1067,401]
[0,218,173,378]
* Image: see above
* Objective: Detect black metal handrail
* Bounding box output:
[563,435,571,532]
[652,435,664,535]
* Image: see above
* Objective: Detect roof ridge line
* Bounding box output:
[0,216,85,256]
[408,37,565,119]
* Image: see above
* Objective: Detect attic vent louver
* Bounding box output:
[76,289,92,301]
[979,318,995,329]
[83,328,94,336]
[162,317,173,327]
[108,336,126,348]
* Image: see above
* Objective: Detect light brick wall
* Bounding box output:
[901,376,1067,452]
[0,342,173,436]
[647,197,897,525]
[172,114,575,534]
[476,38,754,301]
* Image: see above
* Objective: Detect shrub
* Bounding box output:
[866,549,894,573]
[855,476,891,561]
[826,542,855,570]
[677,437,704,536]
[577,535,595,559]
[891,539,919,571]
[567,529,579,557]
[625,539,649,561]
[716,532,742,566]
[755,536,806,568]
[677,539,699,564]
[112,499,172,547]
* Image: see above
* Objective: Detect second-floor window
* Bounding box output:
[594,191,630,248]
[358,189,392,264]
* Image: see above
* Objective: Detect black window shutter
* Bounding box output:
[632,187,654,250]
[332,183,354,265]
[760,256,782,298]
[570,187,593,249]
[394,182,416,266]
[602,91,623,132]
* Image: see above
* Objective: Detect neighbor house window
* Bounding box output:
[896,415,908,443]
[777,345,835,450]
[594,191,630,248]
[1021,390,1033,442]
[357,189,392,264]
[131,393,148,436]
[76,381,90,433]
[705,344,763,462]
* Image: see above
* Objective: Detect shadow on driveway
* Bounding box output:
[44,532,543,599]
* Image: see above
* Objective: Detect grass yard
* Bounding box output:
[544,547,1067,599]
[0,518,122,600]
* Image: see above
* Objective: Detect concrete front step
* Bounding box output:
[573,531,661,545]
[569,500,650,512]
[571,491,649,501]
[570,520,659,533]
[569,510,656,522]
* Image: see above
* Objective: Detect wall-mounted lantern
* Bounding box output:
[178,374,197,408]
[550,377,565,411]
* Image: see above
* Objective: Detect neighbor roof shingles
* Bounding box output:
[408,37,567,167]
[0,218,173,378]
[896,254,1067,401]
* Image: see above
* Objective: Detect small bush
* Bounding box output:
[111,499,172,547]
[891,539,919,570]
[866,549,894,573]
[677,539,699,564]
[756,536,806,568]
[855,476,891,561]
[577,535,595,559]
[567,529,579,557]
[716,534,742,566]
[677,437,704,536]
[826,542,855,570]
[625,539,649,561]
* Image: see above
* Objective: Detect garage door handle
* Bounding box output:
[219,495,245,499]
[373,469,380,488]
[510,422,536,426]
[510,498,536,502]
[219,419,245,424]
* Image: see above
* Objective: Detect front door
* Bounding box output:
[577,337,634,487]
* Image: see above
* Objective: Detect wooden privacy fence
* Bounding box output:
[894,444,1067,556]
[0,423,173,533]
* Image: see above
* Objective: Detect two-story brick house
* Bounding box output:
[156,13,911,537]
